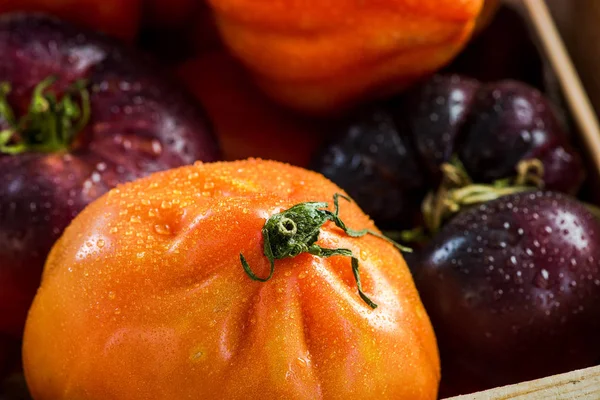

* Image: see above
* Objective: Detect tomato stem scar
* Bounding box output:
[240,193,412,309]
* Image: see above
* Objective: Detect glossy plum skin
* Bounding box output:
[459,81,584,193]
[310,109,427,229]
[413,191,600,395]
[406,76,583,192]
[0,14,219,347]
[312,75,584,229]
[403,75,479,181]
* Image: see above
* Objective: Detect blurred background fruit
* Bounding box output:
[142,0,197,29]
[206,0,485,113]
[457,80,583,194]
[0,0,141,41]
[310,108,427,230]
[0,14,219,359]
[178,51,328,166]
[311,74,584,230]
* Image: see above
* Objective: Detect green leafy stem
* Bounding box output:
[0,76,90,154]
[240,193,411,309]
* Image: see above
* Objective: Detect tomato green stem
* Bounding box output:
[240,193,411,309]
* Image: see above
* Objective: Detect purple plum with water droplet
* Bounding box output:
[310,108,427,229]
[311,75,584,230]
[413,191,600,396]
[0,13,219,355]
[403,74,479,182]
[458,81,584,194]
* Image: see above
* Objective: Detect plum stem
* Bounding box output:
[239,193,411,309]
[0,76,90,154]
[422,157,545,233]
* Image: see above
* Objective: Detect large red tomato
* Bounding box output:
[23,159,440,399]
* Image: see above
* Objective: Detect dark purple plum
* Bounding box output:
[310,109,426,229]
[312,75,583,232]
[0,13,220,353]
[402,74,479,181]
[413,191,600,395]
[459,81,584,194]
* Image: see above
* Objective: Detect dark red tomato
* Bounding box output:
[0,14,219,357]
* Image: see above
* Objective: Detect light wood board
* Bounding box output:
[446,365,600,399]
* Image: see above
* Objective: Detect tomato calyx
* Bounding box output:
[0,76,90,155]
[240,193,411,309]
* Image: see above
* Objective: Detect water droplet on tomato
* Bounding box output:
[360,250,368,261]
[296,357,309,368]
[154,224,172,236]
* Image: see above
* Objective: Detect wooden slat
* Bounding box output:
[522,0,600,168]
[443,2,600,398]
[445,365,600,399]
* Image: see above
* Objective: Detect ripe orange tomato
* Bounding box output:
[23,159,440,399]
[207,0,484,113]
[0,0,141,41]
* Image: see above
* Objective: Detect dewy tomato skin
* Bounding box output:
[23,159,440,400]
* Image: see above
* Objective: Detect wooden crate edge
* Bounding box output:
[445,365,600,400]
[443,1,600,398]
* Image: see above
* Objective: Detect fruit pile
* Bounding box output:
[0,1,599,399]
